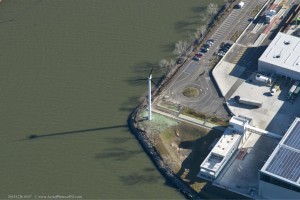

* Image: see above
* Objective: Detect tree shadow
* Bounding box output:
[160,42,175,53]
[174,20,199,32]
[119,173,161,185]
[95,147,142,161]
[191,6,206,13]
[105,136,133,144]
[24,125,128,140]
[124,76,161,87]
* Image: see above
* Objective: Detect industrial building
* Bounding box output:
[258,32,300,80]
[198,116,250,181]
[259,118,300,199]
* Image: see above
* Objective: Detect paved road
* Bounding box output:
[160,0,268,118]
[222,0,298,99]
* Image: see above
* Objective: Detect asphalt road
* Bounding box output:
[160,0,269,118]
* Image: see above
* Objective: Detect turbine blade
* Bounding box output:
[149,67,153,78]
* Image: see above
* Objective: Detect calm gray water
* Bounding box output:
[0,0,221,199]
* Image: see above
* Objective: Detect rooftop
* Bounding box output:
[261,118,300,187]
[212,129,241,157]
[200,128,241,173]
[259,32,300,72]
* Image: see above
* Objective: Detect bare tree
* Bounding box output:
[159,59,176,72]
[169,59,175,69]
[159,59,169,69]
[224,0,230,9]
[207,3,219,23]
[173,40,189,57]
[199,13,208,24]
[194,25,207,41]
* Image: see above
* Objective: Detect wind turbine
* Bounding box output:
[148,68,153,120]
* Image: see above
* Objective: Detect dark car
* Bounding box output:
[203,43,211,48]
[201,48,208,53]
[193,54,201,61]
[196,53,203,57]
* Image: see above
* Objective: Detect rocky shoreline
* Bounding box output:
[127,106,202,199]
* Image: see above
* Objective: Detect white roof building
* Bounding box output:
[198,116,250,181]
[198,128,241,180]
[258,32,300,80]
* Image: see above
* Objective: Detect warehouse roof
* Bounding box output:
[259,32,300,73]
[261,118,300,187]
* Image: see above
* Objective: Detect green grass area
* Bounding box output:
[181,107,229,126]
[157,100,181,112]
[182,87,200,97]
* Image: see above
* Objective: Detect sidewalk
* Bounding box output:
[152,107,226,132]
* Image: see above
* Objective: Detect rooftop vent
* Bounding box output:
[273,54,280,58]
[284,41,291,45]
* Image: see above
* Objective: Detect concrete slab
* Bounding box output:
[228,75,300,135]
[214,133,279,198]
[213,61,242,97]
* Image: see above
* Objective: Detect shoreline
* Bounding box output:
[127,1,241,199]
[127,106,201,199]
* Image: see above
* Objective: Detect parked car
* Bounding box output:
[201,48,208,53]
[206,39,214,46]
[193,54,202,61]
[218,51,225,57]
[196,52,204,57]
[203,43,211,48]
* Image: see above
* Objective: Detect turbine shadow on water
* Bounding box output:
[25,125,128,140]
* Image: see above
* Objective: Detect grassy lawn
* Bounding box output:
[181,107,229,126]
[157,100,181,113]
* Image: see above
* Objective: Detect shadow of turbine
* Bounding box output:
[25,125,128,140]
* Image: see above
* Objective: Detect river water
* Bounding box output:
[0,0,221,199]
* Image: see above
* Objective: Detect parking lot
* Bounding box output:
[159,0,268,118]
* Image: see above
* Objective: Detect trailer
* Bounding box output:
[235,96,263,108]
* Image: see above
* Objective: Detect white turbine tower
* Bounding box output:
[148,69,153,120]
